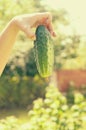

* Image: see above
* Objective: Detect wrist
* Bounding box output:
[10,17,19,32]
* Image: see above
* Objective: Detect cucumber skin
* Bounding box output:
[34,25,54,78]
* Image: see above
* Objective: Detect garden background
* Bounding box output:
[0,0,86,129]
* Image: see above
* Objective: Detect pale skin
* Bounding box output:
[0,12,56,76]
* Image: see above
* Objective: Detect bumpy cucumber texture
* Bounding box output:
[34,25,54,77]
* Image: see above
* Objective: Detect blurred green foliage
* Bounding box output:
[0,0,86,115]
[0,0,67,77]
[3,48,38,77]
[0,1,86,129]
[0,0,45,30]
[0,75,47,108]
[0,85,86,130]
[27,85,86,130]
[0,0,86,75]
[66,81,86,106]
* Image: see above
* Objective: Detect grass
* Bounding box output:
[0,108,29,124]
[0,108,86,129]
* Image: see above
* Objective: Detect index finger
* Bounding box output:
[37,12,56,36]
[45,18,56,37]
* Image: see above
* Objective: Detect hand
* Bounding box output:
[13,12,56,40]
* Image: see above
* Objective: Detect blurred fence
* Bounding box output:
[55,70,86,91]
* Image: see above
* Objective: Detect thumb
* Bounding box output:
[26,28,36,40]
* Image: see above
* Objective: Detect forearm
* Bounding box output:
[0,12,55,76]
[0,19,19,75]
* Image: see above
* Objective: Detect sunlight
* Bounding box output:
[44,0,86,35]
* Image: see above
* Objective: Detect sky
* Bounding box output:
[43,0,86,35]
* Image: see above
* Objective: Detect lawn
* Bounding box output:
[0,108,29,124]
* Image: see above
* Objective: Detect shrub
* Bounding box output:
[27,85,86,130]
[0,116,19,130]
[0,85,86,130]
[0,75,47,108]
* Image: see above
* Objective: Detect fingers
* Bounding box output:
[14,12,56,40]
[21,25,36,40]
[36,12,56,37]
[26,29,36,40]
[45,18,56,37]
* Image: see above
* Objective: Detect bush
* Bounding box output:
[66,82,86,106]
[0,116,19,130]
[0,85,86,129]
[3,48,38,77]
[27,85,86,130]
[0,75,47,108]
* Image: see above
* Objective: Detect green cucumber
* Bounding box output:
[34,25,54,77]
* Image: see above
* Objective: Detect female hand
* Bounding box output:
[0,12,56,75]
[13,12,56,40]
